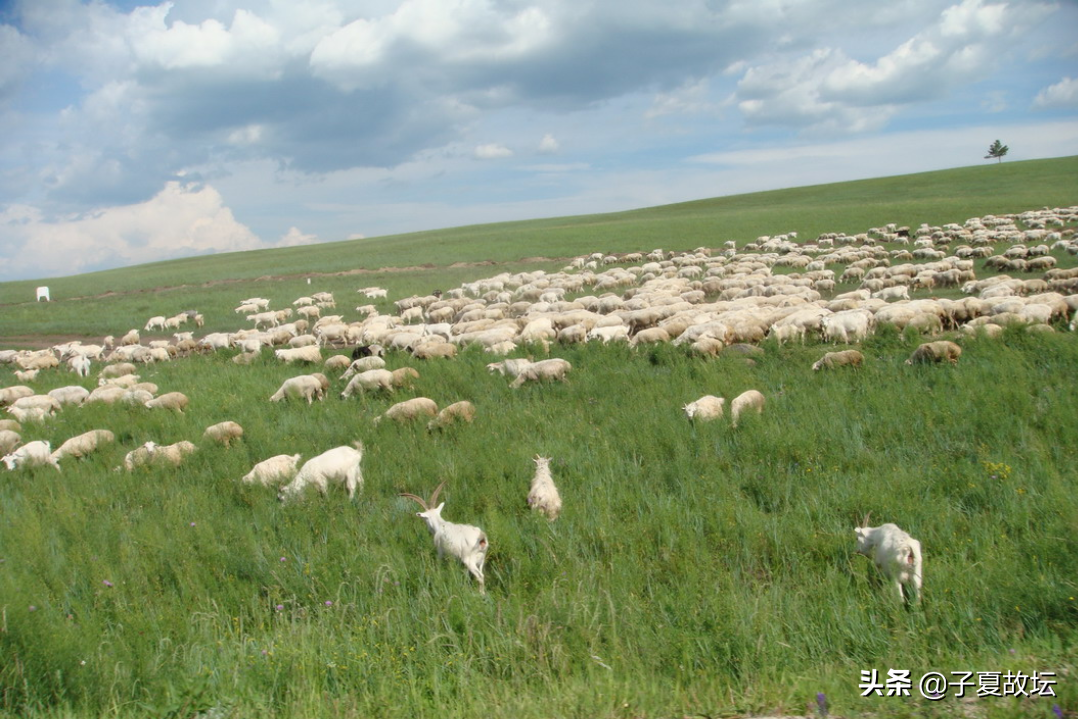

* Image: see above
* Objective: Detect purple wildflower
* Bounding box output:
[102,580,113,588]
[816,692,828,717]
[28,605,36,612]
[275,604,284,611]
[1053,705,1063,719]
[324,600,333,607]
[280,557,287,562]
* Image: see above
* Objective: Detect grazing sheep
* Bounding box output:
[324,355,352,372]
[100,374,140,388]
[99,362,137,378]
[13,394,62,413]
[14,369,39,383]
[278,443,364,501]
[203,421,244,447]
[342,355,386,379]
[683,395,725,422]
[3,440,60,471]
[144,392,190,413]
[241,453,302,487]
[85,385,127,404]
[390,366,420,390]
[6,406,53,423]
[812,350,865,371]
[232,350,260,365]
[0,429,20,455]
[508,358,572,388]
[122,442,157,471]
[730,389,765,428]
[374,397,438,425]
[150,440,198,468]
[855,514,923,605]
[120,329,140,346]
[905,341,962,366]
[427,400,476,431]
[274,345,322,364]
[270,373,330,403]
[527,456,562,521]
[412,341,458,360]
[0,386,34,406]
[51,429,115,462]
[400,481,489,593]
[341,369,395,398]
[0,420,20,433]
[48,385,90,406]
[121,389,155,406]
[486,358,533,377]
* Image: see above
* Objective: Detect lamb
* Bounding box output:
[683,395,725,422]
[374,397,438,425]
[144,392,190,413]
[120,329,140,346]
[274,345,321,364]
[241,453,302,487]
[3,440,60,471]
[51,429,115,461]
[144,316,167,331]
[812,350,865,371]
[508,358,572,388]
[905,340,962,366]
[203,421,244,447]
[729,389,765,428]
[527,455,562,521]
[278,443,364,501]
[427,400,477,431]
[400,481,489,593]
[0,429,20,455]
[270,373,330,403]
[14,369,39,383]
[855,514,923,605]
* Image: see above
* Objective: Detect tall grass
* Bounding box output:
[1,329,1075,718]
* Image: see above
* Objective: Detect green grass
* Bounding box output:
[0,158,1076,718]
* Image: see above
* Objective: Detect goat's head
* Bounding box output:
[401,481,446,529]
[854,512,874,555]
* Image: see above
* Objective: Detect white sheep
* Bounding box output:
[51,429,115,462]
[6,406,53,423]
[122,442,157,471]
[485,358,532,377]
[341,356,386,379]
[401,481,489,593]
[0,386,34,406]
[729,389,765,428]
[278,443,364,501]
[374,397,438,425]
[905,340,962,366]
[270,374,329,403]
[527,455,562,521]
[855,514,923,605]
[3,440,60,471]
[203,421,244,447]
[812,350,864,371]
[99,362,137,379]
[274,345,321,364]
[427,400,476,431]
[508,358,572,388]
[150,440,198,467]
[341,369,394,398]
[683,395,725,422]
[144,392,190,413]
[0,429,21,455]
[241,453,302,487]
[14,369,39,383]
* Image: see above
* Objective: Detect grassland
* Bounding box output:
[0,158,1076,719]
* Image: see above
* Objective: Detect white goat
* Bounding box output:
[855,513,923,605]
[3,440,60,471]
[527,456,562,521]
[401,481,489,593]
[278,443,364,501]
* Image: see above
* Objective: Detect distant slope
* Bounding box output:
[2,155,1075,304]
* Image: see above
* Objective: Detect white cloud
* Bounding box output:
[474,143,513,160]
[537,133,560,154]
[1033,77,1078,109]
[0,182,263,280]
[275,226,318,247]
[646,78,712,119]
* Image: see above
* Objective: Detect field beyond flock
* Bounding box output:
[1,157,1077,719]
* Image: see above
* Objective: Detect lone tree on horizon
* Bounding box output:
[985,139,1009,163]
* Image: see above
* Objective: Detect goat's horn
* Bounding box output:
[429,480,446,507]
[861,511,872,527]
[399,493,428,510]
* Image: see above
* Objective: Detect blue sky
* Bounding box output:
[0,0,1076,281]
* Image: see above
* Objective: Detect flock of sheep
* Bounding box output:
[2,204,1077,596]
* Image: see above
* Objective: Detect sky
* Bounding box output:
[0,0,1076,282]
